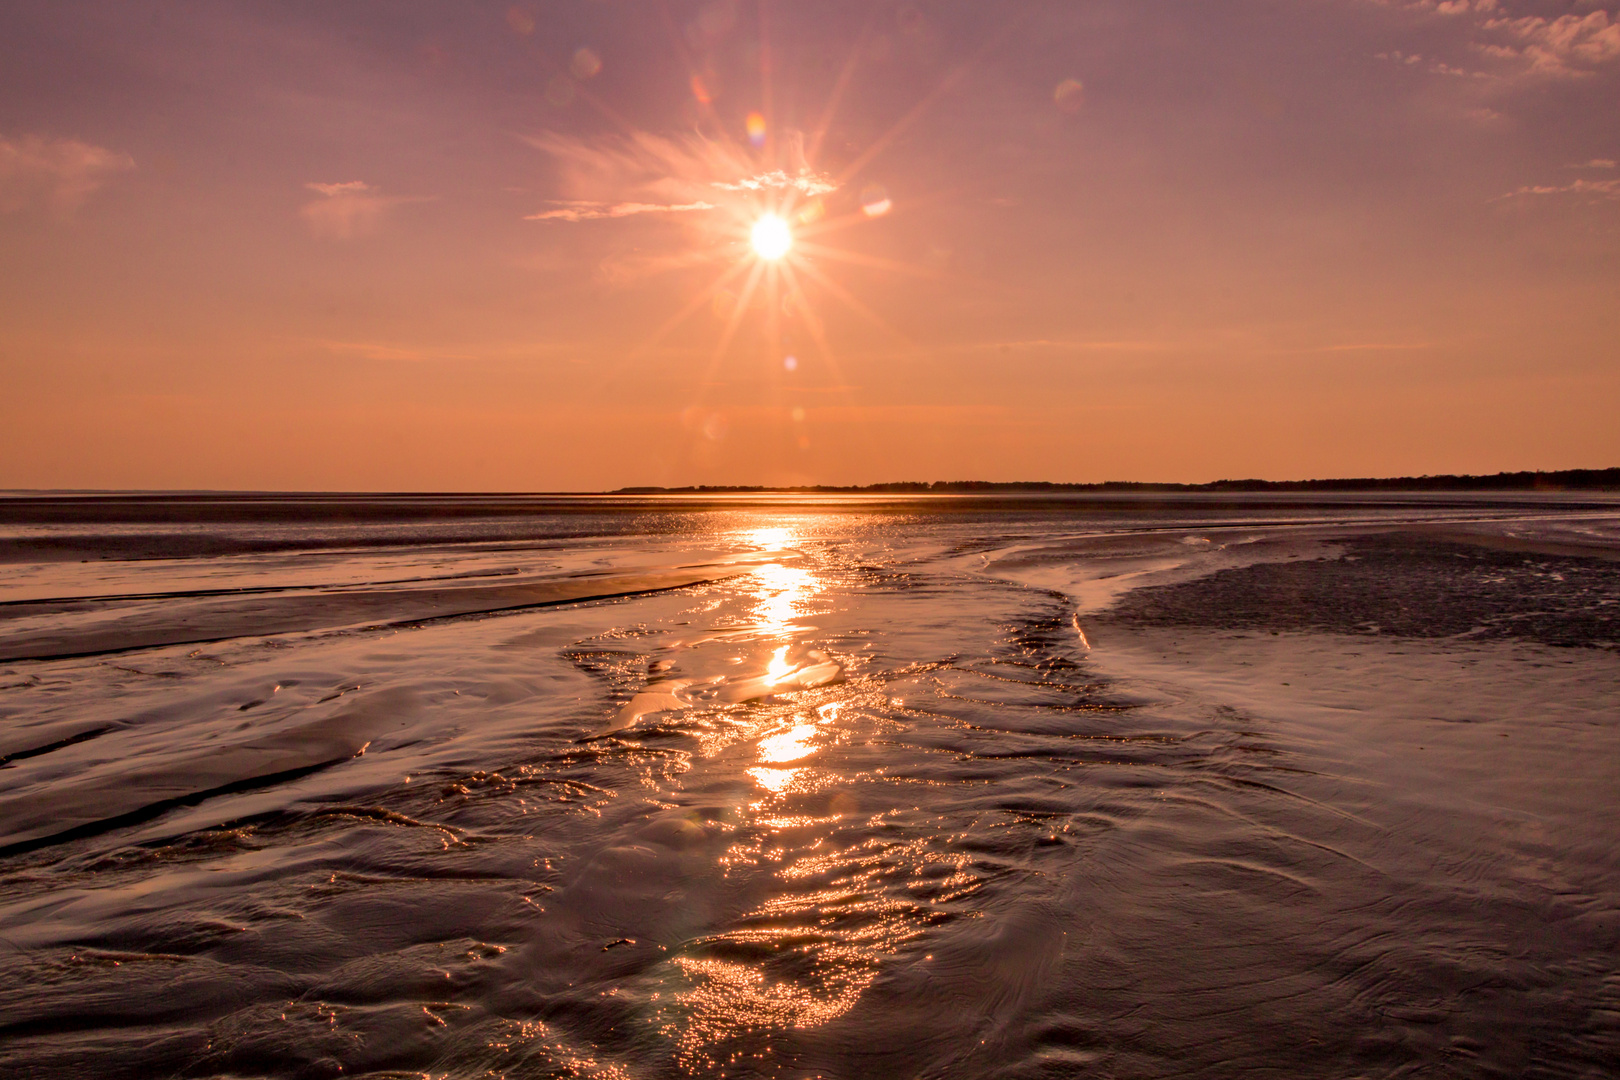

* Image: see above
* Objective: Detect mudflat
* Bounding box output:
[1,493,1616,1078]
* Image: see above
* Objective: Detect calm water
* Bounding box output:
[1,493,1617,1078]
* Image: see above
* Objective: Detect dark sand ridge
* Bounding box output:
[0,559,775,663]
[0,557,786,853]
[978,514,1620,634]
[1088,532,1620,649]
[0,689,419,854]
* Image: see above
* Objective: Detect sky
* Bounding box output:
[1,0,1616,490]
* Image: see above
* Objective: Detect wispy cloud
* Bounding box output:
[711,169,838,196]
[1479,9,1620,76]
[1374,2,1620,80]
[299,180,429,239]
[1499,177,1620,199]
[521,129,837,224]
[524,199,717,222]
[1375,49,1490,77]
[0,133,134,214]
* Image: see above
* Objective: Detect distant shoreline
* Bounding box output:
[3,467,1619,499]
[615,468,1620,495]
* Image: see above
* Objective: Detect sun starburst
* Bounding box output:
[526,12,1020,462]
[750,214,792,261]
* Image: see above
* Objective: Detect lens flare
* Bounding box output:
[860,183,891,217]
[750,214,792,260]
[570,47,602,79]
[746,111,767,147]
[1054,77,1085,113]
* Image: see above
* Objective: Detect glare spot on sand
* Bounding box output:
[766,644,793,685]
[760,720,817,762]
[751,562,812,632]
[748,527,793,550]
[748,765,802,793]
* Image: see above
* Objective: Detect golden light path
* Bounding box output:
[577,14,1032,1052]
[638,523,975,1072]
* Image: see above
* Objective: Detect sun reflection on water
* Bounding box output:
[745,764,801,794]
[765,644,793,684]
[758,721,817,763]
[652,524,932,1069]
[750,562,813,634]
[746,526,793,551]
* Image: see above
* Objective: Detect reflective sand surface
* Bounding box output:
[1,494,1617,1077]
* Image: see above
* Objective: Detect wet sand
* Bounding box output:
[0,494,1616,1077]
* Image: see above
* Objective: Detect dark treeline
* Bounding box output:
[617,467,1620,495]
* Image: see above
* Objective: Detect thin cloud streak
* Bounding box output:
[1498,177,1620,199]
[525,199,717,222]
[521,130,837,222]
[711,170,837,196]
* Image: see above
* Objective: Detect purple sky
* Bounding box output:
[2,0,1616,489]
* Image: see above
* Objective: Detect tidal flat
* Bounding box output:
[0,492,1616,1078]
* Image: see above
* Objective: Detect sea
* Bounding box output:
[1,492,1617,1078]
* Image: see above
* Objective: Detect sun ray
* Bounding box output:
[776,261,823,342]
[628,255,757,361]
[832,15,1029,189]
[757,0,775,159]
[711,257,769,368]
[678,257,770,452]
[793,184,971,243]
[765,261,782,376]
[790,208,878,238]
[806,18,874,167]
[790,257,916,349]
[524,14,1017,432]
[654,0,753,156]
[778,261,850,394]
[793,241,944,279]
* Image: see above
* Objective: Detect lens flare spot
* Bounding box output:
[571,47,602,79]
[860,183,891,217]
[746,111,767,147]
[751,214,792,260]
[505,6,535,35]
[1054,77,1085,113]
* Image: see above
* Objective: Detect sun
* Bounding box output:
[750,214,793,261]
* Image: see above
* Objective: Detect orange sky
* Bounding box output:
[1,1,1617,490]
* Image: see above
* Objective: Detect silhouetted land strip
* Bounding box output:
[616,467,1620,494]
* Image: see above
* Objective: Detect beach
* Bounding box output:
[1,492,1616,1078]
